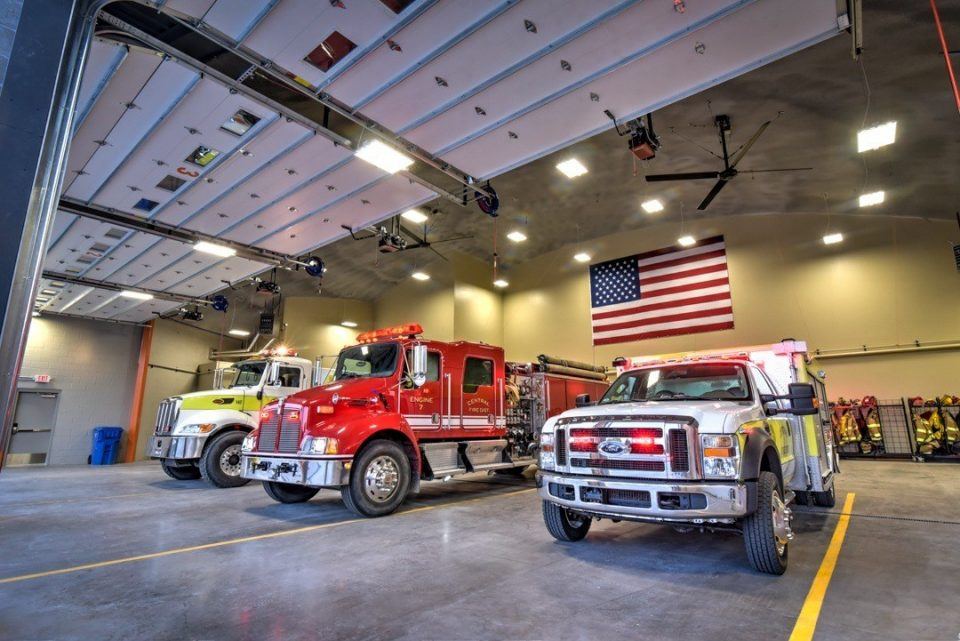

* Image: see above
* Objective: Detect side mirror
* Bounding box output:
[575,393,592,408]
[786,382,818,415]
[266,361,280,386]
[410,344,428,388]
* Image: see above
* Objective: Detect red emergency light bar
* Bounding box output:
[262,345,298,357]
[356,323,423,344]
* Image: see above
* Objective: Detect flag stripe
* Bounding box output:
[639,261,728,285]
[592,290,732,321]
[642,275,729,297]
[637,248,727,274]
[634,235,725,263]
[593,313,735,339]
[594,305,733,332]
[593,320,736,345]
[594,300,733,329]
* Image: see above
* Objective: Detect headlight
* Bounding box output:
[241,433,257,452]
[539,433,555,469]
[300,436,339,455]
[701,434,740,479]
[174,423,215,435]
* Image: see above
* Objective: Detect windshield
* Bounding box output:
[332,343,399,381]
[231,361,267,387]
[600,362,751,404]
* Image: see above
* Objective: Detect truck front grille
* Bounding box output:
[154,398,181,435]
[668,429,690,472]
[579,486,652,508]
[555,429,567,466]
[257,405,302,453]
[570,458,665,472]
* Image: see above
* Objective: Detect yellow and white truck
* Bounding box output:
[537,340,838,574]
[149,354,313,487]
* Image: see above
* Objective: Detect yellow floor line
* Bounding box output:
[788,492,856,641]
[0,488,536,585]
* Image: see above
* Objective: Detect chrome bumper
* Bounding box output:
[149,435,206,460]
[241,453,351,487]
[538,471,748,523]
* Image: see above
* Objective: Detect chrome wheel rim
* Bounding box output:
[771,490,789,556]
[565,509,586,529]
[219,444,242,477]
[363,455,400,503]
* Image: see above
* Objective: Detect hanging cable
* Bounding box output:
[930,0,960,115]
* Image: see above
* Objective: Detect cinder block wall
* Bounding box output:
[19,315,141,464]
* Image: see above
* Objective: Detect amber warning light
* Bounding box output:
[357,323,424,344]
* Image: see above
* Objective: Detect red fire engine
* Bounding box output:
[240,324,608,517]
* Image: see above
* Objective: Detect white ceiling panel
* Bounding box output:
[65,59,199,202]
[324,0,503,105]
[74,38,127,128]
[65,47,164,194]
[90,77,276,216]
[241,0,400,88]
[219,158,385,245]
[359,0,623,130]
[439,0,841,178]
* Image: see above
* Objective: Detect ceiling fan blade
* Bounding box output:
[644,171,720,182]
[428,245,449,261]
[729,120,771,168]
[737,167,814,174]
[427,234,473,245]
[697,180,728,210]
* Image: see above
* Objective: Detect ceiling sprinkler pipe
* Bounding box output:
[930,0,960,115]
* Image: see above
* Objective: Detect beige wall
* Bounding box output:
[282,296,375,362]
[503,213,960,399]
[375,274,454,342]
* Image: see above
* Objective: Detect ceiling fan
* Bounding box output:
[644,114,812,210]
[342,215,471,261]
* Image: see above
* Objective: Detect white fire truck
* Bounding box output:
[149,351,312,487]
[537,340,838,574]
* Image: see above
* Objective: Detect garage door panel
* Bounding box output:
[84,231,161,280]
[112,299,181,323]
[360,0,623,130]
[65,60,200,203]
[200,0,275,41]
[441,0,840,178]
[75,39,127,127]
[100,238,194,287]
[165,256,267,296]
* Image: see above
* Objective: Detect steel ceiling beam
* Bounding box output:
[58,196,309,270]
[42,269,209,305]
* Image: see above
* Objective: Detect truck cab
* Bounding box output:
[537,341,837,575]
[149,352,312,487]
[241,324,548,516]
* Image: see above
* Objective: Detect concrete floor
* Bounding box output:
[0,460,958,641]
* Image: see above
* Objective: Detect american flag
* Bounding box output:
[590,235,734,346]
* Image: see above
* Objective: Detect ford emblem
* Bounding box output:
[598,439,628,457]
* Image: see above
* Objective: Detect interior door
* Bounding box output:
[461,356,495,430]
[6,391,58,466]
[401,349,442,430]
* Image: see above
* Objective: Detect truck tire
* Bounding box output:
[161,460,201,480]
[199,431,251,488]
[812,483,836,508]
[743,471,789,575]
[341,439,411,517]
[263,481,320,504]
[542,501,591,542]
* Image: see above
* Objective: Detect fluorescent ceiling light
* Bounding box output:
[411,271,430,281]
[194,241,237,257]
[822,233,844,245]
[228,329,251,337]
[573,252,592,263]
[401,209,428,224]
[506,230,527,243]
[493,279,509,288]
[677,235,696,247]
[120,290,153,300]
[857,121,897,152]
[355,139,414,174]
[556,158,588,178]
[859,191,885,207]
[641,199,664,213]
[341,321,358,328]
[32,311,40,318]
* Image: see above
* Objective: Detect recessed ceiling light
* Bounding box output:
[355,139,414,174]
[120,290,153,300]
[228,328,251,337]
[194,241,237,257]
[493,279,509,288]
[401,209,428,224]
[411,271,430,281]
[822,232,844,245]
[556,158,588,178]
[857,121,897,152]
[506,230,527,243]
[677,235,696,247]
[341,321,358,328]
[859,191,885,207]
[641,199,664,213]
[573,252,592,263]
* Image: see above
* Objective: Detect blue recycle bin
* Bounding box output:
[90,426,124,465]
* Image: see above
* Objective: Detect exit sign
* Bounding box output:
[33,374,51,383]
